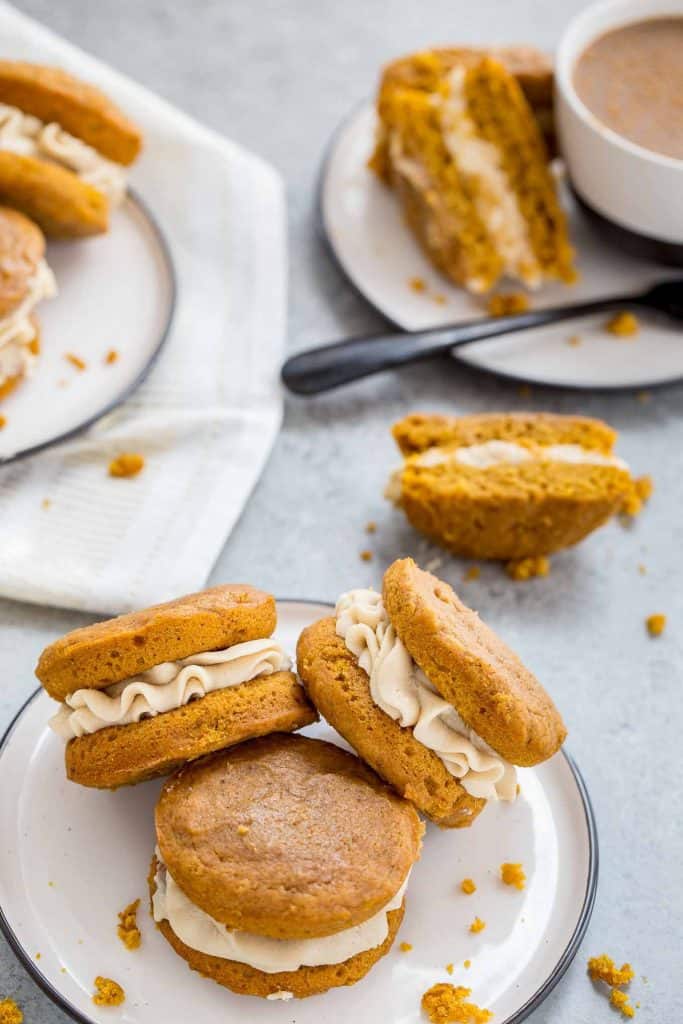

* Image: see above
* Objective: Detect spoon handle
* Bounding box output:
[282,293,639,395]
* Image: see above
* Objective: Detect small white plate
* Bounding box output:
[319,103,682,390]
[0,600,597,1024]
[0,192,175,463]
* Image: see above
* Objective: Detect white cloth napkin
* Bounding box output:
[0,2,286,615]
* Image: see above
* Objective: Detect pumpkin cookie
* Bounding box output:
[150,734,422,998]
[297,558,565,828]
[0,206,56,401]
[387,412,642,561]
[0,62,142,236]
[38,585,317,788]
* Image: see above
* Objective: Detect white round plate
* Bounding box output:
[0,191,175,463]
[319,103,682,390]
[0,600,597,1024]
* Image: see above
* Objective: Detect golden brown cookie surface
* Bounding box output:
[0,206,45,316]
[155,734,422,940]
[297,617,484,828]
[64,672,317,789]
[37,584,276,701]
[0,151,109,237]
[383,559,566,765]
[0,61,142,164]
[149,856,405,999]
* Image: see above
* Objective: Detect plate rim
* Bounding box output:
[316,100,682,394]
[0,188,177,466]
[0,597,598,1024]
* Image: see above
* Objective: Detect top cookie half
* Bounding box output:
[36,585,276,702]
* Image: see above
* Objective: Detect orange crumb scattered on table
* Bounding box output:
[606,311,639,337]
[360,549,373,562]
[463,566,480,583]
[422,983,492,1023]
[460,878,476,895]
[105,349,119,365]
[567,334,582,347]
[92,977,125,1007]
[469,917,486,934]
[487,291,529,317]
[117,899,141,951]
[505,556,550,581]
[500,862,526,890]
[610,989,635,1018]
[365,521,377,534]
[65,353,87,371]
[109,453,145,478]
[0,998,23,1024]
[588,955,635,987]
[409,276,426,293]
[646,614,666,637]
[446,963,454,975]
[399,942,413,953]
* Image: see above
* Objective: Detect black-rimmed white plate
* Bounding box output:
[0,600,597,1024]
[319,103,682,390]
[0,191,175,464]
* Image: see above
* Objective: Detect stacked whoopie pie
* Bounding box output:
[0,205,56,402]
[0,61,141,236]
[298,558,566,828]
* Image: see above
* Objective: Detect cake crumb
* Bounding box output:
[460,878,476,895]
[360,549,373,562]
[446,963,454,975]
[399,941,413,953]
[0,998,23,1024]
[567,334,582,347]
[117,898,141,951]
[109,453,145,478]
[645,613,666,637]
[469,917,486,934]
[606,311,639,337]
[463,566,480,583]
[34,953,41,960]
[237,824,250,836]
[65,352,87,371]
[610,988,635,1018]
[500,862,526,890]
[92,977,125,1007]
[487,291,529,317]
[365,521,377,534]
[41,498,51,509]
[105,349,119,365]
[588,954,635,987]
[464,960,471,969]
[505,555,550,581]
[637,564,646,575]
[422,983,492,1023]
[409,276,426,293]
[0,415,6,430]
[434,293,447,305]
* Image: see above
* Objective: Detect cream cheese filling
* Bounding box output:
[49,638,291,740]
[152,852,408,973]
[335,588,517,801]
[0,102,128,205]
[0,259,56,386]
[440,66,540,291]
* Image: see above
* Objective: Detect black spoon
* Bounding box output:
[282,279,683,395]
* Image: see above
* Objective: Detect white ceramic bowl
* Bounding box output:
[556,0,683,254]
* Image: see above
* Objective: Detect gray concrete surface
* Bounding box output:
[1,0,681,1020]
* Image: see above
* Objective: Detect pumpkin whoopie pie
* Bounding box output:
[0,205,56,401]
[386,412,643,561]
[39,585,317,789]
[297,558,566,828]
[0,62,142,237]
[150,733,422,999]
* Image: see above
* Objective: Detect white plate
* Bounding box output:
[319,103,682,390]
[0,600,597,1024]
[0,192,175,463]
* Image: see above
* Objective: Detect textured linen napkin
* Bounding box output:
[0,2,286,615]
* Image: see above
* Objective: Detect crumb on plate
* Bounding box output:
[117,898,141,951]
[409,276,426,293]
[606,311,639,337]
[463,960,471,969]
[108,453,145,478]
[469,917,486,934]
[422,983,492,1023]
[65,352,87,371]
[0,415,6,430]
[460,878,476,895]
[446,963,454,975]
[434,293,447,305]
[360,549,373,562]
[365,521,377,534]
[463,565,480,583]
[105,349,119,365]
[567,334,582,347]
[487,291,529,317]
[505,555,550,581]
[645,613,666,637]
[92,977,125,1007]
[500,862,526,890]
